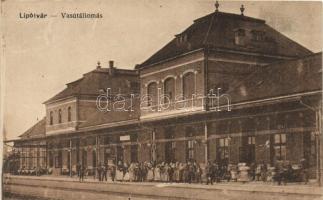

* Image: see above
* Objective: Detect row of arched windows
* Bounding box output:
[49,107,72,125]
[147,71,195,106]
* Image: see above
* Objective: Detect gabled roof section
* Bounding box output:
[226,52,322,104]
[44,67,138,104]
[19,118,46,139]
[139,11,312,68]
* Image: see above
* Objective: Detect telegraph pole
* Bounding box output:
[204,121,208,164]
[318,103,322,186]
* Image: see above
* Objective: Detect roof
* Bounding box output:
[225,52,322,104]
[138,11,312,68]
[19,118,46,139]
[44,67,138,104]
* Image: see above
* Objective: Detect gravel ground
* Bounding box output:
[3,193,60,200]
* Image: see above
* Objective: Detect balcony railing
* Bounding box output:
[140,96,205,119]
[140,92,232,119]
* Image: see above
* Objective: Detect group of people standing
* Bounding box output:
[75,158,309,185]
[76,160,205,183]
[115,161,203,183]
[96,161,116,181]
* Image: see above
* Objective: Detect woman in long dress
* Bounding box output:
[128,163,135,182]
[116,166,124,181]
[182,164,189,183]
[160,163,165,182]
[147,164,154,182]
[154,165,161,182]
[174,162,180,182]
[123,169,130,182]
[164,163,170,182]
[179,163,185,183]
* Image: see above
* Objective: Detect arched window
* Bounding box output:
[147,82,158,106]
[67,107,72,122]
[164,78,175,103]
[49,111,53,125]
[182,72,195,99]
[58,109,62,123]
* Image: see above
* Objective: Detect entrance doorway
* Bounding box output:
[239,136,255,164]
[116,146,124,165]
[165,128,175,163]
[82,149,87,167]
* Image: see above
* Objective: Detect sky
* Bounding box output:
[1,0,322,140]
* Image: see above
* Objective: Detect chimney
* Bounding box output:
[96,61,101,69]
[109,60,115,76]
[109,60,114,69]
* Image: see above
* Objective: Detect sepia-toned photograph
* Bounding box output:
[1,0,322,199]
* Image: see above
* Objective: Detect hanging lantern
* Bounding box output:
[201,139,207,144]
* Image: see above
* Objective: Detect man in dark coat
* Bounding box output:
[206,161,213,185]
[79,164,85,182]
[97,162,102,181]
[102,161,108,181]
[110,164,116,182]
[300,158,309,184]
[274,160,285,185]
[76,162,81,178]
[187,162,195,184]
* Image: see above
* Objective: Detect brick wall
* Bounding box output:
[45,98,77,134]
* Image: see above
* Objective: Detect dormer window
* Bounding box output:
[234,28,246,46]
[176,33,188,45]
[251,30,265,41]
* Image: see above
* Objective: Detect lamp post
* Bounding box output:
[152,129,156,163]
[69,139,72,177]
[204,121,208,164]
[227,136,232,165]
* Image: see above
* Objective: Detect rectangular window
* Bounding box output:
[49,151,53,167]
[54,151,63,168]
[248,136,256,145]
[274,134,287,161]
[187,140,194,160]
[219,138,224,147]
[171,141,176,149]
[251,31,265,41]
[219,138,229,147]
[218,137,230,161]
[185,127,195,161]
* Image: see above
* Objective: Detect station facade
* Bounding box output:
[11,8,322,180]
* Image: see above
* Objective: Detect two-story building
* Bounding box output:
[10,6,322,180]
[134,8,320,172]
[14,61,140,175]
